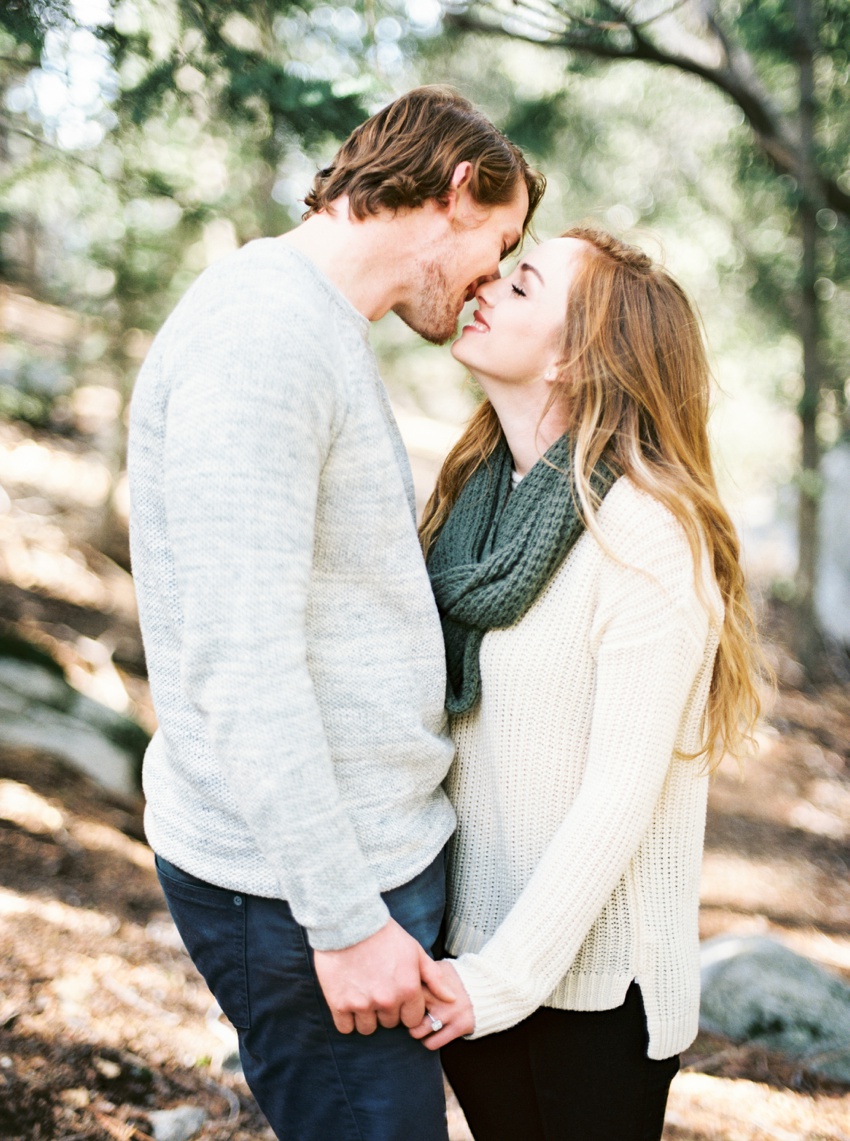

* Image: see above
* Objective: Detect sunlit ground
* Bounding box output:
[665,1074,850,1141]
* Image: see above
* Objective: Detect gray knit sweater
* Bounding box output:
[128,238,456,951]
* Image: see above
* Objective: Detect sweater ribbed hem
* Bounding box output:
[445,914,488,957]
[644,1005,699,1060]
[546,970,633,1012]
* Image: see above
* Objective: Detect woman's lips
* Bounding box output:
[465,310,489,333]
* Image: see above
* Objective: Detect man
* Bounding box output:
[128,86,544,1141]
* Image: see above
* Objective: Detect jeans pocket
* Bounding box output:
[157,867,251,1030]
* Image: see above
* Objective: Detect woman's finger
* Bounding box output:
[419,1023,464,1051]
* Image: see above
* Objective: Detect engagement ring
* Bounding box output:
[425,1011,443,1033]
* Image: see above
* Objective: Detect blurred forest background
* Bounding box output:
[2,1,850,1139]
[1,0,849,663]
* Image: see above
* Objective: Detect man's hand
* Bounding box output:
[313,918,456,1035]
[408,960,475,1049]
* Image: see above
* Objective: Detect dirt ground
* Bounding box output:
[3,664,850,1141]
[667,660,850,1141]
[0,740,279,1141]
[3,420,850,1139]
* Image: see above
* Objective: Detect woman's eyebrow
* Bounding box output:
[520,262,545,285]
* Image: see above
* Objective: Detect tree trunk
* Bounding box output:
[790,0,823,676]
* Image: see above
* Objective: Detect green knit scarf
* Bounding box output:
[427,433,616,715]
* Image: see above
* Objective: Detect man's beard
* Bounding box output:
[393,260,463,346]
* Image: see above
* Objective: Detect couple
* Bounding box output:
[128,87,760,1141]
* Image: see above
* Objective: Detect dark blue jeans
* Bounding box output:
[156,852,448,1141]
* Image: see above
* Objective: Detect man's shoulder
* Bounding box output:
[147,239,366,386]
[162,238,360,344]
[193,238,364,332]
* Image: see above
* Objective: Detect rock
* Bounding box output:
[0,701,139,797]
[0,659,72,709]
[147,1106,208,1141]
[700,934,850,1081]
[220,1049,243,1075]
[68,688,149,760]
[0,655,147,797]
[816,441,850,645]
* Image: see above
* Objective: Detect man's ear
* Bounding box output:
[444,161,474,220]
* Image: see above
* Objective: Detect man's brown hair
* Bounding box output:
[303,86,545,235]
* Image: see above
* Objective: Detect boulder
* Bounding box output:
[0,651,147,797]
[700,934,850,1081]
[147,1106,208,1141]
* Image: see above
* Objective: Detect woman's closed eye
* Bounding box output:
[511,283,526,297]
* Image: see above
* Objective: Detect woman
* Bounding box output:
[409,227,762,1140]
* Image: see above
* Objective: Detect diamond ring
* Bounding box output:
[426,1010,443,1033]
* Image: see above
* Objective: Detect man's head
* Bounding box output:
[304,87,546,343]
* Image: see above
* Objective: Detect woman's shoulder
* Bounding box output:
[595,477,721,618]
[596,476,690,555]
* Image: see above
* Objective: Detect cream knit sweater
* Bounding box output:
[445,477,722,1060]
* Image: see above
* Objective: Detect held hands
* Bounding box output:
[408,959,475,1049]
[313,918,457,1035]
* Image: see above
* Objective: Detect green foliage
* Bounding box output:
[97,0,372,142]
[1,0,846,546]
[730,0,796,59]
[118,54,182,124]
[0,0,393,429]
[0,1,72,58]
[498,93,570,159]
[0,331,72,427]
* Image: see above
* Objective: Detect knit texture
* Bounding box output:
[427,434,615,714]
[128,238,455,951]
[445,477,722,1059]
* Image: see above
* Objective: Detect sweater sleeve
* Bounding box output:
[452,507,712,1036]
[161,277,390,951]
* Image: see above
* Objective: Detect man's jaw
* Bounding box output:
[393,296,467,346]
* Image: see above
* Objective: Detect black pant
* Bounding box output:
[441,982,678,1141]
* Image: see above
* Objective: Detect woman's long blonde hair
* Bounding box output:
[420,225,763,764]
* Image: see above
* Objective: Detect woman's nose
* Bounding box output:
[475,276,501,306]
[469,270,501,304]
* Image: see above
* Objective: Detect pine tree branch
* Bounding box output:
[445,7,850,219]
[0,114,102,173]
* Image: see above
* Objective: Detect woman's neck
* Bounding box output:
[481,383,570,477]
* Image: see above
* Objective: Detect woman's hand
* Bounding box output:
[409,959,475,1050]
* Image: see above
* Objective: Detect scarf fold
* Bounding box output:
[427,434,617,714]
